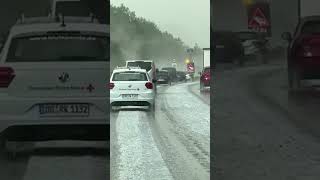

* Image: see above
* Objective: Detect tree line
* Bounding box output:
[110,4,202,70]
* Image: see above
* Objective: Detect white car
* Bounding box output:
[0,16,109,145]
[110,67,156,111]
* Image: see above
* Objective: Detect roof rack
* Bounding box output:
[115,66,142,70]
[16,13,100,25]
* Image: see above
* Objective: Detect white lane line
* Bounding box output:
[115,110,173,180]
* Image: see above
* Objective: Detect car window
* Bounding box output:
[204,67,210,73]
[301,21,320,34]
[158,71,168,76]
[127,62,152,71]
[237,32,257,41]
[6,34,108,62]
[112,72,147,81]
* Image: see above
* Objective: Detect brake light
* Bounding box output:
[145,82,153,89]
[302,46,313,57]
[109,82,114,90]
[0,67,15,88]
[298,35,320,57]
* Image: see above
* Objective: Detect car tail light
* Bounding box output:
[0,67,15,88]
[109,82,115,89]
[298,35,320,57]
[302,46,313,57]
[145,82,153,89]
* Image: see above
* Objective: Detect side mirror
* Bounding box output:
[152,79,157,83]
[281,32,292,42]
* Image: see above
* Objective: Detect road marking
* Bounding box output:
[115,110,173,180]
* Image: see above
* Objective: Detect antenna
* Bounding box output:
[60,13,66,27]
[90,12,95,22]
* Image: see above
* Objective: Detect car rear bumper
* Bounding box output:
[110,92,154,106]
[296,58,320,78]
[0,117,108,141]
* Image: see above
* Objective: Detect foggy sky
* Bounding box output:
[111,0,210,48]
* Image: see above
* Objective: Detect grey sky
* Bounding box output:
[111,0,210,48]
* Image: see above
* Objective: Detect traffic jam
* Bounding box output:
[0,0,109,180]
[110,49,210,179]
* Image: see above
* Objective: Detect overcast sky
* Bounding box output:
[111,0,210,48]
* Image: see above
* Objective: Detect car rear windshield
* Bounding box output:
[112,72,148,81]
[7,34,108,62]
[237,32,258,41]
[301,21,320,34]
[204,67,210,73]
[158,71,168,76]
[127,61,152,72]
[56,1,91,16]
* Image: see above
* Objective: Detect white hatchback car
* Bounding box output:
[0,16,109,144]
[110,67,156,111]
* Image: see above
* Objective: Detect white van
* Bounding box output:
[125,60,157,92]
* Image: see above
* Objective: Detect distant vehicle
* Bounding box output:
[212,31,245,65]
[176,71,187,82]
[125,60,157,93]
[202,48,210,69]
[157,70,171,85]
[282,16,320,91]
[110,67,156,111]
[162,67,177,82]
[185,74,191,81]
[0,16,109,148]
[200,67,210,91]
[236,31,261,56]
[200,48,210,91]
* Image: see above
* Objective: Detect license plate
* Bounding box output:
[122,94,138,99]
[39,103,89,117]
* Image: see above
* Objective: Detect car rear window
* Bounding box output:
[158,71,168,76]
[6,34,108,62]
[112,72,148,81]
[127,61,152,72]
[204,67,210,73]
[301,21,320,34]
[237,32,258,41]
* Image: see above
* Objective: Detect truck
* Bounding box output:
[200,48,210,91]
